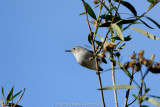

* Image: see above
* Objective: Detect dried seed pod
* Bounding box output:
[98,51,105,59]
[103,42,117,52]
[138,50,144,59]
[144,59,152,67]
[124,62,130,69]
[93,0,99,4]
[129,51,136,59]
[115,52,120,58]
[129,60,136,68]
[135,62,141,72]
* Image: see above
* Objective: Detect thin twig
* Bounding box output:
[82,1,106,107]
[111,52,118,107]
[124,67,135,107]
[13,88,25,107]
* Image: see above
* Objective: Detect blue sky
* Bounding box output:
[0,0,160,107]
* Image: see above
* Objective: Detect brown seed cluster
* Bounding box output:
[93,0,99,4]
[124,50,160,73]
[150,62,160,73]
[103,42,117,52]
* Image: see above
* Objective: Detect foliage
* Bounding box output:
[80,0,160,106]
[0,86,25,107]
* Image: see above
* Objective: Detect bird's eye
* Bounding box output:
[73,48,75,50]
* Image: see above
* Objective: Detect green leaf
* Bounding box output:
[130,27,159,40]
[132,94,138,100]
[7,86,14,101]
[95,40,102,46]
[88,33,93,45]
[114,0,137,16]
[139,19,154,29]
[147,0,154,3]
[100,15,121,21]
[0,100,3,105]
[146,17,160,29]
[2,86,7,100]
[115,43,125,51]
[9,90,22,101]
[97,34,105,42]
[112,34,132,41]
[7,103,23,107]
[145,97,160,107]
[99,84,137,90]
[117,60,132,78]
[79,5,99,16]
[111,23,124,41]
[82,0,97,20]
[148,95,160,99]
[141,105,149,107]
[100,19,136,27]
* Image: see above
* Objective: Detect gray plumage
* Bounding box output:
[66,46,106,71]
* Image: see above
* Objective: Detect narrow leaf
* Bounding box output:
[141,105,149,107]
[146,16,160,29]
[9,90,22,101]
[115,43,125,51]
[146,97,160,107]
[7,103,23,107]
[99,84,137,90]
[132,94,138,100]
[130,27,159,40]
[112,24,124,41]
[82,0,97,20]
[114,0,137,16]
[79,5,99,16]
[112,34,132,41]
[7,86,14,101]
[148,95,160,99]
[97,34,105,42]
[139,19,154,29]
[117,60,131,78]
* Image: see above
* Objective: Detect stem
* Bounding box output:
[13,88,25,107]
[111,53,119,107]
[98,0,122,54]
[124,67,134,107]
[82,1,106,107]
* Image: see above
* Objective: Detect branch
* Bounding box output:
[13,88,25,107]
[124,67,135,107]
[82,1,106,107]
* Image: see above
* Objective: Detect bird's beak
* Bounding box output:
[65,50,71,52]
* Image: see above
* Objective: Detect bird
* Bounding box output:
[65,46,107,71]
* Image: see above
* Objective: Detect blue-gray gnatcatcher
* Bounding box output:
[66,46,107,71]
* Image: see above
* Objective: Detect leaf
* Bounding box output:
[100,15,121,21]
[114,0,137,16]
[7,86,14,101]
[147,0,154,3]
[82,0,97,20]
[145,97,160,107]
[99,19,136,27]
[112,24,124,41]
[117,60,132,78]
[146,16,160,29]
[79,5,99,16]
[139,19,154,29]
[132,94,138,100]
[95,40,102,46]
[148,95,160,99]
[0,100,2,105]
[130,27,159,40]
[88,32,93,45]
[97,34,105,42]
[99,84,137,90]
[9,90,22,101]
[141,105,149,107]
[112,34,132,41]
[7,103,23,107]
[115,43,125,51]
